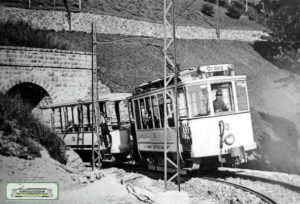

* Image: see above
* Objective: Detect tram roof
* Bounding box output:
[134,64,236,95]
[43,93,132,108]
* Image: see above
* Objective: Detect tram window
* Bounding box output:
[134,100,142,130]
[119,100,130,123]
[151,95,160,128]
[178,87,187,118]
[128,101,134,121]
[139,99,147,129]
[166,94,175,127]
[73,105,79,127]
[54,108,62,132]
[67,106,73,124]
[187,85,210,117]
[211,83,235,113]
[157,94,164,128]
[235,81,249,111]
[144,97,153,129]
[82,104,89,128]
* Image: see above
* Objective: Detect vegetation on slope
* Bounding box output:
[254,0,300,74]
[0,94,67,164]
[0,0,263,30]
[0,20,74,50]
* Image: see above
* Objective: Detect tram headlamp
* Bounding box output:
[224,134,235,146]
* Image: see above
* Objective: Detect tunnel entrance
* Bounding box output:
[6,82,52,109]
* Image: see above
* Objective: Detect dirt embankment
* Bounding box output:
[0,150,145,204]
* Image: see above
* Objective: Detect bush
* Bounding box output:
[0,120,14,136]
[0,94,67,164]
[201,4,215,16]
[246,8,257,21]
[226,2,244,19]
[0,20,70,50]
[16,136,41,158]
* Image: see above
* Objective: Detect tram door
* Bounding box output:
[102,100,131,154]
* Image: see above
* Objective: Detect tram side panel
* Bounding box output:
[61,129,131,153]
[136,128,179,152]
[189,112,256,159]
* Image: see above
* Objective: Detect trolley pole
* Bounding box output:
[91,22,102,170]
[163,0,180,191]
[217,0,220,39]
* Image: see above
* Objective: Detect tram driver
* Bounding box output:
[213,90,229,113]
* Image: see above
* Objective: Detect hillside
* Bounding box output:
[0,0,264,30]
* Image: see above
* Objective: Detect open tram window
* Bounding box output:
[166,92,175,127]
[144,97,154,129]
[54,108,62,132]
[178,87,188,118]
[156,93,175,128]
[157,94,164,128]
[118,100,131,126]
[235,81,249,111]
[139,98,147,129]
[151,95,161,128]
[187,84,210,117]
[211,83,235,113]
[133,100,142,130]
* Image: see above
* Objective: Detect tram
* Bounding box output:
[11,188,53,197]
[41,93,133,162]
[128,64,257,170]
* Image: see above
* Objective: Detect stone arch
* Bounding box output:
[1,75,57,101]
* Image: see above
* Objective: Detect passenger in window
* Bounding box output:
[213,90,228,113]
[144,110,153,129]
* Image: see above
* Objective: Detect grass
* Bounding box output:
[0,20,73,50]
[0,94,67,164]
[1,20,297,91]
[0,0,264,30]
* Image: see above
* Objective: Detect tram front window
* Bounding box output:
[187,84,210,117]
[236,81,249,111]
[211,83,235,113]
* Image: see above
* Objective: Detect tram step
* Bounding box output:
[148,164,187,175]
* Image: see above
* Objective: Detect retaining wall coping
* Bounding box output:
[0,45,91,56]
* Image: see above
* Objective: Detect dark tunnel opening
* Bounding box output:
[6,82,52,109]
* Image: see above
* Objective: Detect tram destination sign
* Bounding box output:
[200,64,234,73]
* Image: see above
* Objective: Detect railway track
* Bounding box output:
[202,177,278,204]
[103,164,290,204]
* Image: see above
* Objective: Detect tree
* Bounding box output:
[258,0,300,72]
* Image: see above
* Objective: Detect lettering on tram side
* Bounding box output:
[144,144,171,150]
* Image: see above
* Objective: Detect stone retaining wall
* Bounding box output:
[0,5,267,41]
[0,46,110,103]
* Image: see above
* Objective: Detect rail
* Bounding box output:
[203,177,278,204]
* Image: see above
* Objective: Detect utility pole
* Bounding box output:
[163,0,180,191]
[91,23,102,170]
